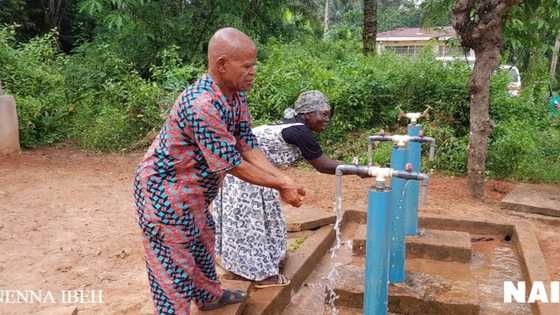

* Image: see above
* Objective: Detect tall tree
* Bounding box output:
[551,33,560,83]
[362,0,377,55]
[424,0,559,198]
[452,0,521,198]
[323,0,329,38]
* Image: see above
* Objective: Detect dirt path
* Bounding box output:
[0,148,558,314]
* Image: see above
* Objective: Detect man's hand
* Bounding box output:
[279,184,306,207]
[229,159,305,206]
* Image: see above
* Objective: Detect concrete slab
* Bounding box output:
[283,205,335,232]
[514,224,560,315]
[330,264,480,315]
[502,183,560,218]
[190,280,251,315]
[407,229,472,263]
[344,211,555,315]
[345,210,515,236]
[0,95,20,155]
[352,225,472,263]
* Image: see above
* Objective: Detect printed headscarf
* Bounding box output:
[283,90,330,119]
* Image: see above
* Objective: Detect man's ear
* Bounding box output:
[216,56,227,73]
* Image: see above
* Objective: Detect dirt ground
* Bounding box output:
[0,147,559,314]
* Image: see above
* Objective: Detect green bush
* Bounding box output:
[488,119,560,182]
[0,27,69,147]
[1,27,558,182]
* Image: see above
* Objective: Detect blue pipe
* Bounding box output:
[364,184,391,315]
[406,124,421,236]
[389,145,407,283]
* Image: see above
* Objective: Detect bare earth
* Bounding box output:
[0,147,559,314]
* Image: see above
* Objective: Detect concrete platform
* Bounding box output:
[501,183,560,217]
[0,95,20,155]
[352,225,472,263]
[330,264,480,315]
[283,205,335,232]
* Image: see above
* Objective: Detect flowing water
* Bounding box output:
[471,237,532,314]
[284,174,531,315]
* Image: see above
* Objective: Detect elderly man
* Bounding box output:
[133,27,305,314]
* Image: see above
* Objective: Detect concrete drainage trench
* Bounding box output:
[202,208,555,315]
[273,209,554,315]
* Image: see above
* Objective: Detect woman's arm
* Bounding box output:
[308,154,338,175]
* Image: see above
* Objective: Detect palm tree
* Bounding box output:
[362,0,377,55]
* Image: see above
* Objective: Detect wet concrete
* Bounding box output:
[283,205,336,232]
[331,262,480,315]
[502,184,560,217]
[283,220,535,315]
[470,237,532,315]
[513,224,560,315]
[352,225,472,263]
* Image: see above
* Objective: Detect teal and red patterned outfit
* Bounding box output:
[133,74,257,314]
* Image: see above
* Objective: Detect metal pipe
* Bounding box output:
[335,164,371,177]
[407,136,436,161]
[406,124,421,236]
[367,142,373,166]
[392,170,429,181]
[334,164,379,249]
[367,134,436,163]
[419,176,430,210]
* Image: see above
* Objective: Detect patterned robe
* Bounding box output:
[133,74,257,314]
[212,123,304,281]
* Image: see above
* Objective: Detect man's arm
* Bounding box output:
[240,149,289,179]
[228,157,305,207]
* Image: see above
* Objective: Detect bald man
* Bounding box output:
[133,28,305,314]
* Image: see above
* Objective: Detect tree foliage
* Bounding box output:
[1,0,559,183]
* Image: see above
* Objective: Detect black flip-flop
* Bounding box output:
[199,289,247,311]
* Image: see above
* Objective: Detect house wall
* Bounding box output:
[376,39,474,59]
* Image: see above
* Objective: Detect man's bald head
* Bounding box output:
[208,28,256,68]
[207,27,257,96]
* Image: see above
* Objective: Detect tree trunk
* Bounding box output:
[467,49,500,198]
[43,0,64,30]
[362,0,377,55]
[323,0,329,39]
[550,32,560,83]
[452,0,521,199]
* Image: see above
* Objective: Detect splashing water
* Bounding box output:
[324,176,346,315]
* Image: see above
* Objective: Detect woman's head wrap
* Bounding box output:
[283,90,330,119]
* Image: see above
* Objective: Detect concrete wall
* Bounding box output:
[0,95,21,155]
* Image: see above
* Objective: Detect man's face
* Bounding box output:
[223,47,257,92]
[304,110,331,132]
